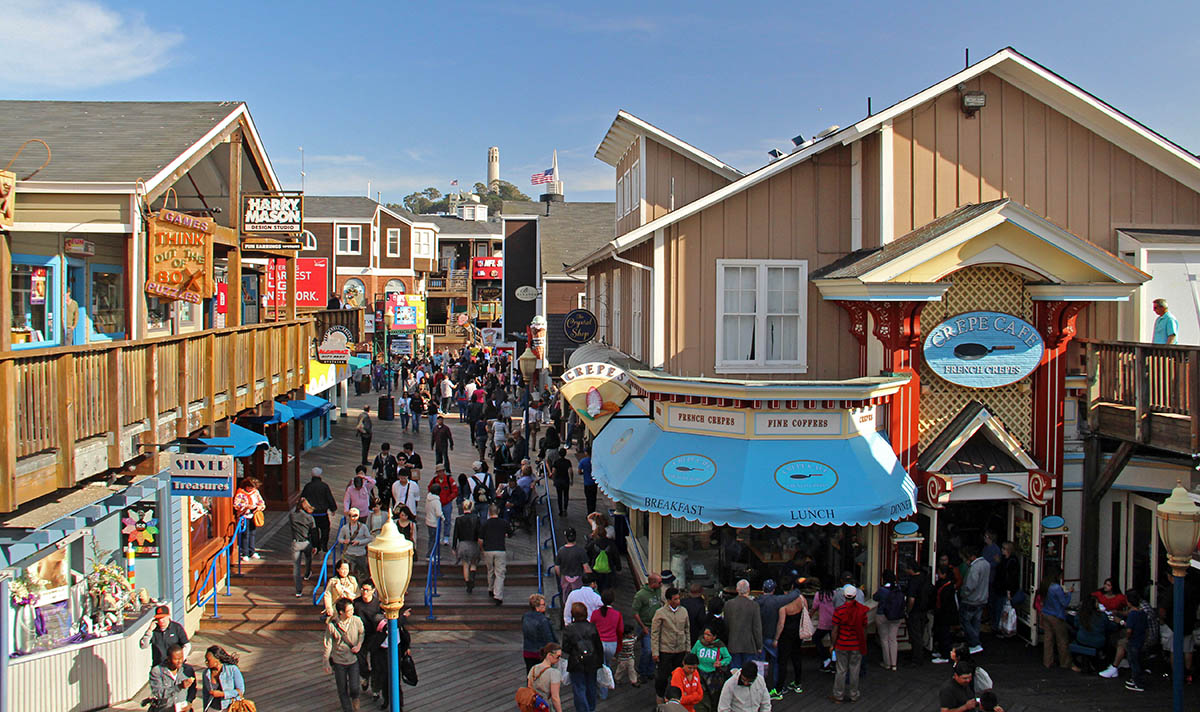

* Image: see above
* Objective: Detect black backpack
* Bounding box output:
[569,625,597,668]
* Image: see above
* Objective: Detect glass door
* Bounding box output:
[917,504,939,570]
[1127,494,1160,606]
[66,259,88,345]
[1010,501,1042,645]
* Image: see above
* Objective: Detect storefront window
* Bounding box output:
[146,296,171,332]
[342,278,367,307]
[179,300,194,325]
[668,521,870,593]
[385,279,405,295]
[10,259,57,347]
[89,264,125,339]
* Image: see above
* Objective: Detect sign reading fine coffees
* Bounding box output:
[241,192,304,234]
[145,209,214,303]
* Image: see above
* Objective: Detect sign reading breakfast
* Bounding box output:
[145,209,214,303]
[922,310,1045,388]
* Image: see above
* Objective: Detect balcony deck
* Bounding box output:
[426,269,469,297]
[0,314,337,513]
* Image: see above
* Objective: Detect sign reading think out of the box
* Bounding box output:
[922,311,1045,389]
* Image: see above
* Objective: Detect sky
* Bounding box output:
[4,0,1200,205]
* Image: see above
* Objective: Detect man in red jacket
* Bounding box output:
[830,584,868,704]
[430,465,458,546]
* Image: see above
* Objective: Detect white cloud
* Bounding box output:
[3,0,182,89]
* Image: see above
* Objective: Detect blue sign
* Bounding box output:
[923,311,1045,389]
[662,454,717,487]
[774,460,839,495]
[563,309,599,344]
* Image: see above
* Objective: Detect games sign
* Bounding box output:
[145,209,214,303]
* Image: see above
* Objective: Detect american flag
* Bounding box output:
[530,168,554,185]
[450,179,458,186]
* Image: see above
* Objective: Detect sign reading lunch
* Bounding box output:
[241,192,303,234]
[923,311,1045,389]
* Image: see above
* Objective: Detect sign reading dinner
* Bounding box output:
[241,191,304,234]
[923,310,1045,389]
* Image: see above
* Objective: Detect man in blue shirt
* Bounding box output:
[579,447,596,514]
[1153,298,1179,345]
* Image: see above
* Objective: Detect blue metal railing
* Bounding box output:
[311,517,346,608]
[539,461,562,608]
[424,518,443,620]
[197,517,247,618]
[535,505,544,597]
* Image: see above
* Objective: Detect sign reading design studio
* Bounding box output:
[241,191,304,234]
[923,311,1045,389]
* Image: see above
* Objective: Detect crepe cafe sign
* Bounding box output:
[145,209,214,303]
[559,362,632,436]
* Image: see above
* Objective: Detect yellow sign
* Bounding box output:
[146,209,215,303]
[559,362,632,436]
[0,170,15,230]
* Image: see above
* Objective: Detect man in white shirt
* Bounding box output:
[564,573,604,620]
[391,468,420,517]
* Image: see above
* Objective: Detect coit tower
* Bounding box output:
[487,147,500,193]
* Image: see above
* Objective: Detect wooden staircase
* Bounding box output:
[201,559,544,633]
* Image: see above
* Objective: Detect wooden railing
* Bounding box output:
[425,323,469,338]
[0,319,313,512]
[1081,338,1200,455]
[428,270,469,293]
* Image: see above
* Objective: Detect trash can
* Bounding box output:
[377,394,395,420]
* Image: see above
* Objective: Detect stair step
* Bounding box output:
[234,561,540,575]
[201,617,514,632]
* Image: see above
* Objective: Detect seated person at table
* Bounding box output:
[1091,578,1129,615]
[1074,596,1117,670]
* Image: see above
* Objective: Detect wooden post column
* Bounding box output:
[0,232,15,510]
[1031,300,1088,516]
[226,131,243,328]
[865,301,926,471]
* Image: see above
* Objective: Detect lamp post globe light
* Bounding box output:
[1156,483,1200,712]
[518,346,537,388]
[367,517,414,712]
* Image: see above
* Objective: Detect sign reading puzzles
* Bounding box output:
[145,209,215,303]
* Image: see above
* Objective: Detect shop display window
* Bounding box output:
[10,257,58,348]
[668,521,870,594]
[146,295,171,332]
[89,264,125,339]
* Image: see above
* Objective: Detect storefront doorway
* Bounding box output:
[66,259,88,345]
[1126,493,1161,604]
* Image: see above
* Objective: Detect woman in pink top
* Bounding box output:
[810,576,837,670]
[589,589,624,679]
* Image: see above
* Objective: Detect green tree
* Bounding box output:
[495,180,530,201]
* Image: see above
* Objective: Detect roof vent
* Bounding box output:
[767,148,786,162]
[816,125,841,139]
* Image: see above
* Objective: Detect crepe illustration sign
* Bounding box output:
[923,311,1045,389]
[145,209,215,303]
[560,362,632,436]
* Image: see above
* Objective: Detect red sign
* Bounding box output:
[265,257,328,307]
[216,282,228,314]
[472,256,503,280]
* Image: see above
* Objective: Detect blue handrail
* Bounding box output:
[535,506,544,597]
[539,461,562,608]
[311,516,346,607]
[424,518,442,620]
[197,517,247,619]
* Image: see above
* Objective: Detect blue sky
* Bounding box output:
[4,0,1199,204]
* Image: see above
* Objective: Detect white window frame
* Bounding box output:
[301,230,317,251]
[413,229,433,258]
[612,268,623,351]
[631,161,640,219]
[335,224,362,255]
[631,272,643,360]
[588,274,597,313]
[616,174,625,217]
[597,273,609,344]
[577,291,587,309]
[715,259,808,373]
[386,228,402,257]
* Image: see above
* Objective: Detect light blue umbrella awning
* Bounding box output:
[592,403,917,528]
[347,356,371,370]
[289,394,334,420]
[196,423,269,458]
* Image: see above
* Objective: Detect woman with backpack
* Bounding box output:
[873,569,905,671]
[561,602,603,712]
[587,521,615,592]
[521,642,563,712]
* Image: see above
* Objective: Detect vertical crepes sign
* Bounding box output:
[145,209,214,303]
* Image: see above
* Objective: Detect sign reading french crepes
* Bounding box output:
[241,192,304,234]
[145,209,214,303]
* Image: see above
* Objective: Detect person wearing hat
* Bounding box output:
[830,584,869,703]
[338,507,372,581]
[140,605,189,670]
[717,660,771,711]
[300,467,337,552]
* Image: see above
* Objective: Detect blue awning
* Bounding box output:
[242,401,294,425]
[347,356,371,371]
[196,423,269,458]
[289,394,334,420]
[592,403,917,528]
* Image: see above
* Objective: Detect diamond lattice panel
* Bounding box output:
[918,267,1034,451]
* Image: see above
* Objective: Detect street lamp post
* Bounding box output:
[367,518,415,712]
[1156,483,1200,712]
[518,346,537,391]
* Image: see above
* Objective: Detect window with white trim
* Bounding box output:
[588,274,596,313]
[631,272,643,360]
[386,228,402,257]
[597,273,609,344]
[577,291,587,309]
[335,224,361,255]
[612,268,622,350]
[623,170,632,216]
[631,161,640,219]
[716,259,807,371]
[413,229,433,258]
[302,230,317,251]
[616,174,624,217]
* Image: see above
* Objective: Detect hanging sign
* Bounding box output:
[64,238,95,256]
[514,285,539,301]
[145,209,214,303]
[0,169,14,230]
[264,257,328,308]
[317,324,353,364]
[471,256,504,280]
[922,311,1045,389]
[387,294,426,331]
[241,191,304,234]
[559,361,632,436]
[563,309,598,344]
[121,504,160,558]
[169,453,235,497]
